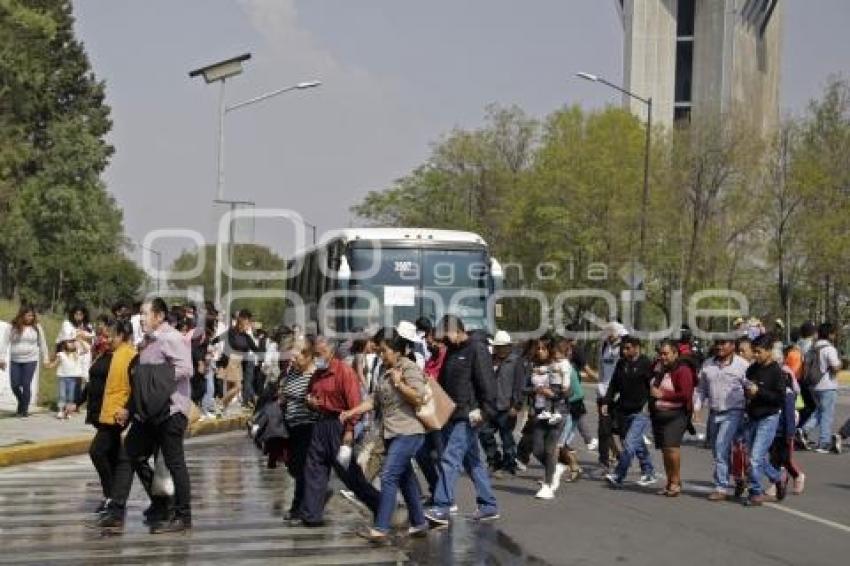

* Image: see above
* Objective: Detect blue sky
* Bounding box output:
[71,0,850,266]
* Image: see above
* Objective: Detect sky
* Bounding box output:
[71,0,850,269]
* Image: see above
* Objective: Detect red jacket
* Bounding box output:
[308,358,362,433]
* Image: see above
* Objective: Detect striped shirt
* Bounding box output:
[281,369,317,427]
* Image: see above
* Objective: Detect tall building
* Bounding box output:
[614,0,782,134]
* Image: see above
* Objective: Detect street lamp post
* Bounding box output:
[577,72,652,331]
[303,220,318,245]
[189,54,321,311]
[136,243,163,294]
[214,198,256,324]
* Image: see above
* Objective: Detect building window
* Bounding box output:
[675,41,693,103]
[674,106,692,126]
[677,0,695,38]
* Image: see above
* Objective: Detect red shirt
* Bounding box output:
[658,363,697,412]
[424,345,447,380]
[308,358,362,432]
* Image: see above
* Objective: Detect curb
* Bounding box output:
[0,415,250,468]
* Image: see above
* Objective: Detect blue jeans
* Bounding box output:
[614,413,654,481]
[557,413,575,446]
[58,376,78,408]
[9,361,38,415]
[746,413,781,496]
[803,389,838,449]
[433,420,498,515]
[202,367,215,412]
[710,409,745,490]
[375,434,426,533]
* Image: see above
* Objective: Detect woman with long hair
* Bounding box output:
[528,337,568,500]
[0,306,53,417]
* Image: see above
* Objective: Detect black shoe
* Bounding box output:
[87,514,124,534]
[300,519,326,528]
[150,517,192,534]
[93,499,109,514]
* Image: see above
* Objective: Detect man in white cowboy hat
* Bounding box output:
[479,330,525,476]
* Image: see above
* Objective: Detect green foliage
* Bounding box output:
[352,81,850,332]
[0,0,143,311]
[168,244,287,328]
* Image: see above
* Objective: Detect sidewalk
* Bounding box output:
[0,408,249,467]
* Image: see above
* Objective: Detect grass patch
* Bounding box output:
[0,300,63,409]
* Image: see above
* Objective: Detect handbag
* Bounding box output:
[416,379,456,431]
[356,418,386,481]
[151,449,175,497]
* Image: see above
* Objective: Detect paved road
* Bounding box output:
[1,395,848,565]
[0,433,412,565]
[448,391,850,565]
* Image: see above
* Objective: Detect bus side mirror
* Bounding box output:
[337,255,351,281]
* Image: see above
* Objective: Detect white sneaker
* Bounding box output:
[587,438,599,451]
[55,411,65,420]
[548,412,563,425]
[514,459,527,472]
[551,463,567,492]
[538,410,553,421]
[535,484,555,499]
[636,473,659,487]
[449,504,459,515]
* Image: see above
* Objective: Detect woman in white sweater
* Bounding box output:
[0,306,53,417]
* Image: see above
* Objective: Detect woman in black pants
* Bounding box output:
[86,320,137,513]
[280,339,318,523]
[529,338,567,500]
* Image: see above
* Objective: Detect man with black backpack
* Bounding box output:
[801,322,842,454]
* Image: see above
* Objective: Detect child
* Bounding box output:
[532,366,564,426]
[56,334,88,419]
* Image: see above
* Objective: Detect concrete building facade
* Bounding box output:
[614,0,782,134]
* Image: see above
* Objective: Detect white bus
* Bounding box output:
[283,228,504,335]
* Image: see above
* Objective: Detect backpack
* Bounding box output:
[801,345,826,389]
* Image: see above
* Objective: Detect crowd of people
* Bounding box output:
[2,300,848,540]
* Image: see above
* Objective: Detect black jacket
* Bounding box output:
[130,363,177,425]
[439,331,497,421]
[601,354,653,416]
[745,361,785,420]
[494,352,526,412]
[85,353,113,426]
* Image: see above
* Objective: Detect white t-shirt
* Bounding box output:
[814,339,841,391]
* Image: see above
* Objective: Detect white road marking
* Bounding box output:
[682,482,850,534]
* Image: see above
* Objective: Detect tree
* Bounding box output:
[0,0,140,310]
[168,244,287,327]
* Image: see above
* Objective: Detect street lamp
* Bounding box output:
[214,198,256,324]
[135,242,163,294]
[189,53,321,311]
[577,71,653,331]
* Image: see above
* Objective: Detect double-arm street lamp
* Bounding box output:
[577,72,653,331]
[189,54,321,311]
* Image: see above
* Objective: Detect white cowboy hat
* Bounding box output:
[489,330,512,347]
[396,321,418,342]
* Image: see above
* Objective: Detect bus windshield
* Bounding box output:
[347,246,490,330]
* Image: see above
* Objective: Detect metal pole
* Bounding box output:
[156,251,162,294]
[214,79,227,314]
[217,79,226,201]
[227,202,236,325]
[312,225,317,245]
[635,97,652,331]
